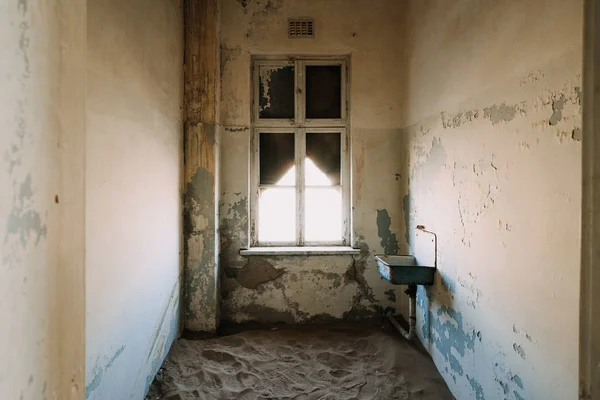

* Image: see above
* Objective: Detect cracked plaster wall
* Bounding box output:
[219,0,411,324]
[85,0,184,399]
[1,0,86,399]
[402,1,583,399]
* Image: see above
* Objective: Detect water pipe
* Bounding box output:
[387,284,417,340]
[387,225,437,340]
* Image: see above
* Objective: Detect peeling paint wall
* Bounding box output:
[402,1,583,399]
[183,0,222,333]
[1,0,86,399]
[219,0,411,325]
[85,0,184,398]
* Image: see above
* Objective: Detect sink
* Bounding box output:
[375,255,435,286]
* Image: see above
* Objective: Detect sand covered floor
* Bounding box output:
[147,321,453,400]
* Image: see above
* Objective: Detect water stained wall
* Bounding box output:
[402,1,583,398]
[219,0,411,324]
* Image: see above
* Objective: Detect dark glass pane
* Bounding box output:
[306,132,341,186]
[259,65,295,119]
[305,65,342,119]
[260,132,295,185]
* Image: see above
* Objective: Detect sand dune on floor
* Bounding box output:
[148,323,453,400]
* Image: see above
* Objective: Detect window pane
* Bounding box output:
[305,187,342,242]
[259,188,296,243]
[259,65,295,119]
[260,132,295,185]
[306,132,341,186]
[305,65,342,119]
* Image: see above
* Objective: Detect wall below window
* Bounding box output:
[85,0,184,398]
[403,1,582,399]
[220,0,412,325]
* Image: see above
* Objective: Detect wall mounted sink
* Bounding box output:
[375,255,435,286]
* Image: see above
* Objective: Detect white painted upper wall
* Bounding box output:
[403,1,583,399]
[85,0,184,398]
[0,0,86,399]
[404,0,583,126]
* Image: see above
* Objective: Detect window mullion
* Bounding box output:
[296,128,305,246]
[250,128,259,246]
[297,60,305,125]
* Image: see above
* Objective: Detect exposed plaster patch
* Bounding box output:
[441,86,581,137]
[549,95,566,125]
[418,293,481,380]
[519,70,544,87]
[442,101,527,128]
[220,45,248,77]
[492,356,526,399]
[252,0,282,17]
[512,324,533,342]
[572,127,582,141]
[343,239,380,319]
[222,247,379,325]
[539,86,582,134]
[458,273,482,309]
[483,102,526,125]
[376,209,399,255]
[441,109,479,129]
[143,279,181,392]
[4,174,47,248]
[452,158,500,247]
[514,390,525,400]
[496,378,509,395]
[17,0,30,79]
[240,0,283,38]
[220,194,248,273]
[184,163,217,329]
[575,86,582,106]
[512,343,526,359]
[466,375,485,400]
[512,375,524,389]
[229,258,285,289]
[404,137,447,249]
[402,193,412,247]
[438,272,456,295]
[86,346,126,399]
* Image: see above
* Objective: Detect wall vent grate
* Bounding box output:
[288,18,314,38]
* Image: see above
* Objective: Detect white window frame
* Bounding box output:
[250,55,350,247]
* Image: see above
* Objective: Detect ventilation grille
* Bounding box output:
[288,18,314,38]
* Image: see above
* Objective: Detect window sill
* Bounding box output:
[240,246,361,256]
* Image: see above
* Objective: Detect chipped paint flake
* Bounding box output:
[376,209,399,255]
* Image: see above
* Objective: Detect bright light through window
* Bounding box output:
[258,159,342,243]
[305,186,341,241]
[258,188,295,243]
[253,57,348,246]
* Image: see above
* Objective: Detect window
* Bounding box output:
[250,56,350,247]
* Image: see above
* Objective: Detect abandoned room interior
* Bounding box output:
[2,0,600,399]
